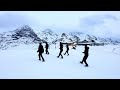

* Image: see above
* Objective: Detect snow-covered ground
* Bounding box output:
[0,44,120,79]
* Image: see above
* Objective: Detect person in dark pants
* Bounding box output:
[45,42,49,54]
[37,43,45,62]
[80,44,89,67]
[57,42,63,59]
[64,44,69,56]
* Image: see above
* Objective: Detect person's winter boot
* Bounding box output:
[80,61,83,64]
[85,64,88,67]
[42,60,45,62]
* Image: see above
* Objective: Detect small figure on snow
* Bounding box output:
[80,44,89,67]
[64,43,69,56]
[37,43,45,62]
[57,42,63,59]
[45,42,49,54]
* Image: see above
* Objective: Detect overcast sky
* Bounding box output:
[0,11,120,39]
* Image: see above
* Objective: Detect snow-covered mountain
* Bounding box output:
[0,25,120,50]
[37,29,58,44]
[67,32,120,45]
[0,25,41,50]
[37,29,120,45]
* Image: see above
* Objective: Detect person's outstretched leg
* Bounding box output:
[38,53,41,60]
[64,51,67,55]
[46,49,47,54]
[57,51,61,58]
[41,54,45,62]
[47,49,49,54]
[47,50,49,54]
[60,50,63,58]
[67,50,69,55]
[84,56,88,67]
[80,55,85,64]
[61,54,63,58]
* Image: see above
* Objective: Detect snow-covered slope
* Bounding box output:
[0,25,41,50]
[0,44,120,79]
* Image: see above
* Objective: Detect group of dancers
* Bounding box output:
[37,42,89,67]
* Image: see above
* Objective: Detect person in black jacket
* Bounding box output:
[57,42,63,59]
[80,44,89,67]
[45,42,49,54]
[37,43,45,62]
[64,44,69,56]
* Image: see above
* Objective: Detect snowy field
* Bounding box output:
[0,44,120,79]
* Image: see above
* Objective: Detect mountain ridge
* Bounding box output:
[0,25,120,49]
